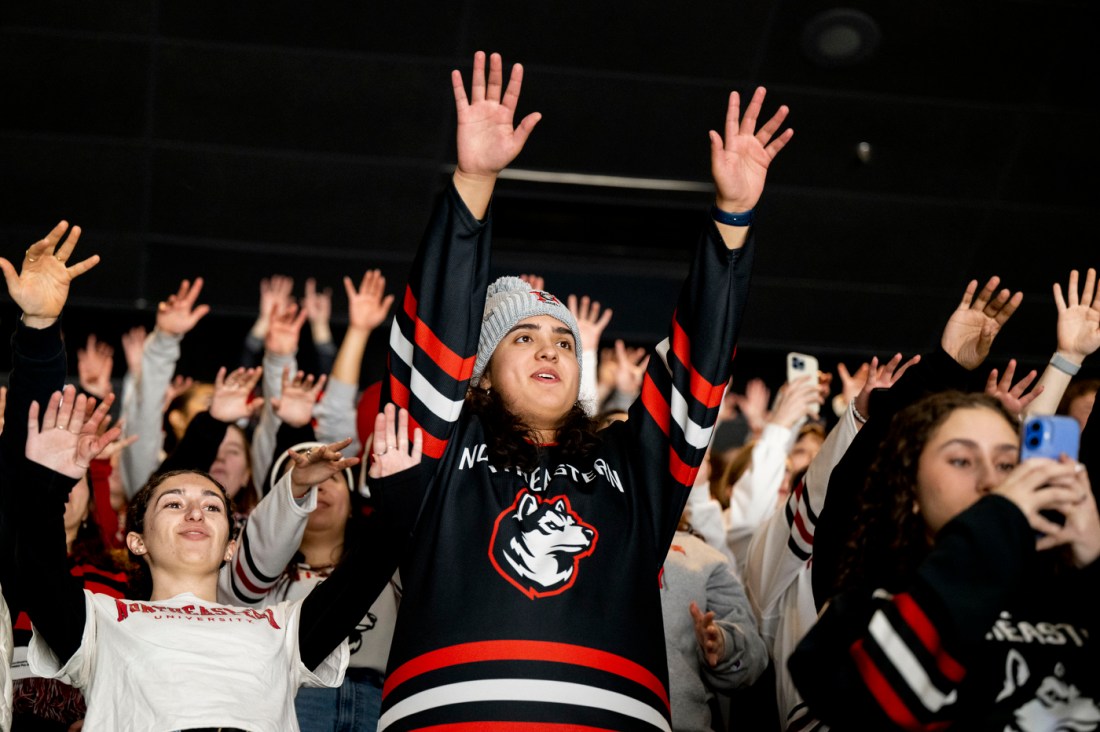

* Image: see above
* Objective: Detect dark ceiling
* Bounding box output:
[2,0,1098,388]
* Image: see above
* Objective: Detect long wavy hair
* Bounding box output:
[833,391,1017,596]
[124,469,234,600]
[465,385,601,471]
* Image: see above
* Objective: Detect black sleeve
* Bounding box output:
[155,410,229,476]
[1,319,68,613]
[811,349,978,609]
[15,458,89,664]
[298,464,428,671]
[790,495,1036,730]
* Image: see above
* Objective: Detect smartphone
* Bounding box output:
[1020,415,1080,462]
[1020,415,1080,530]
[786,352,820,416]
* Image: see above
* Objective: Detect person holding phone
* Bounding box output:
[788,279,1100,730]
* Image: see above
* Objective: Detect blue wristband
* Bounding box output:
[710,204,755,227]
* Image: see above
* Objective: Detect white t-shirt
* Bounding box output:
[29,590,348,732]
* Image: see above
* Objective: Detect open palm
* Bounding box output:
[453,51,541,177]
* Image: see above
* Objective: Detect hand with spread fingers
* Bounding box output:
[344,269,394,334]
[452,51,542,218]
[265,300,309,356]
[0,221,101,328]
[287,438,360,492]
[77,334,115,399]
[568,294,613,354]
[852,353,921,421]
[271,367,327,428]
[984,359,1043,420]
[1054,267,1100,369]
[26,386,123,479]
[941,276,1023,370]
[156,278,211,337]
[709,86,793,243]
[209,366,264,423]
[689,601,727,668]
[368,403,423,480]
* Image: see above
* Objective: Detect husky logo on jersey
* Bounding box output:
[997,649,1100,731]
[489,489,597,599]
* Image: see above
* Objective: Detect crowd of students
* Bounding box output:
[1,50,1097,732]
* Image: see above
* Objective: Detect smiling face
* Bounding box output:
[126,472,235,579]
[480,315,580,436]
[914,406,1020,535]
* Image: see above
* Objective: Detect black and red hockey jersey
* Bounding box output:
[375,183,754,730]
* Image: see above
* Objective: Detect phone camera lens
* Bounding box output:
[1027,421,1042,432]
[1027,436,1041,448]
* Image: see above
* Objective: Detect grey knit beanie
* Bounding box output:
[472,276,582,387]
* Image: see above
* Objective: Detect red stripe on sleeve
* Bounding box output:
[640,375,670,437]
[407,412,447,460]
[894,593,967,684]
[850,638,925,731]
[669,448,699,488]
[403,287,476,381]
[792,509,814,546]
[234,557,268,596]
[670,313,726,409]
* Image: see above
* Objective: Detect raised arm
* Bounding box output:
[385,52,538,476]
[120,277,210,498]
[625,87,792,559]
[20,388,120,666]
[1,221,99,612]
[1025,267,1100,417]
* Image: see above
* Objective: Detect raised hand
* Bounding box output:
[836,362,870,407]
[689,601,726,668]
[0,221,101,328]
[253,275,294,340]
[270,367,327,428]
[303,277,333,344]
[518,274,545,292]
[120,325,147,379]
[732,378,770,435]
[985,359,1043,420]
[1053,268,1100,368]
[710,87,793,215]
[209,366,263,423]
[368,403,423,480]
[287,437,360,492]
[568,294,613,353]
[161,374,195,414]
[265,300,309,356]
[77,334,115,398]
[612,340,650,398]
[769,375,821,428]
[0,385,6,436]
[453,51,541,180]
[156,278,210,337]
[26,386,122,479]
[852,353,921,421]
[941,277,1022,370]
[343,269,394,334]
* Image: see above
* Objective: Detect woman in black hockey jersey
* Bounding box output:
[370,50,793,731]
[789,381,1100,729]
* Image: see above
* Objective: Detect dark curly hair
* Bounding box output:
[465,386,601,471]
[124,469,235,599]
[833,391,1017,596]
